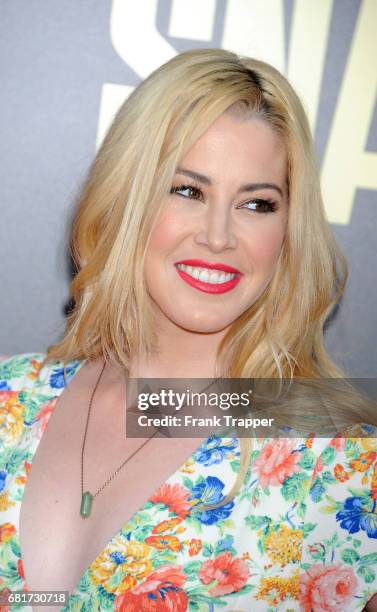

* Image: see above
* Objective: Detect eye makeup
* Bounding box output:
[170,184,278,214]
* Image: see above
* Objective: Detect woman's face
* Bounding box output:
[144,112,289,334]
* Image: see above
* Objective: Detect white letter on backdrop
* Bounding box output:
[321,0,377,225]
[287,0,333,132]
[221,0,284,72]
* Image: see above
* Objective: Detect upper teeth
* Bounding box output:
[176,264,237,284]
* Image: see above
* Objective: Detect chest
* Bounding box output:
[18,386,203,596]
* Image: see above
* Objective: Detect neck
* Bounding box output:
[130,325,229,379]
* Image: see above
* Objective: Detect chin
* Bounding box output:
[169,312,236,334]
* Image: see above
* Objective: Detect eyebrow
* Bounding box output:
[175,166,284,198]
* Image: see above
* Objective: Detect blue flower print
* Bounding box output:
[0,381,11,390]
[0,470,7,493]
[310,477,326,502]
[110,551,127,565]
[190,475,234,525]
[216,535,235,551]
[49,362,81,389]
[194,435,239,467]
[336,495,377,538]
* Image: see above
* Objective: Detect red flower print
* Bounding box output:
[17,559,24,579]
[114,565,188,611]
[350,451,376,473]
[0,391,17,404]
[199,551,250,597]
[329,433,346,451]
[37,400,55,437]
[300,563,357,611]
[312,457,324,479]
[188,539,202,556]
[149,483,191,518]
[27,359,43,380]
[0,523,16,544]
[334,464,350,483]
[253,439,301,488]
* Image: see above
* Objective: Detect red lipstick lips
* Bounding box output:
[174,259,243,295]
[175,259,241,274]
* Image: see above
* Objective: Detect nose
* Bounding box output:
[194,201,237,253]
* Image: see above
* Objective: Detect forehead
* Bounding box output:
[180,113,287,183]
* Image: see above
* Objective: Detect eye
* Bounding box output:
[170,184,204,201]
[239,198,278,214]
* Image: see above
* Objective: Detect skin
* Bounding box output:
[134,112,289,378]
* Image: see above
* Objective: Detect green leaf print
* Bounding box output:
[322,470,337,484]
[184,561,203,575]
[151,550,176,566]
[230,459,240,472]
[24,398,42,424]
[341,548,360,564]
[320,446,336,465]
[97,585,116,609]
[186,514,203,533]
[297,501,307,519]
[0,355,41,379]
[357,565,376,584]
[299,448,317,469]
[348,487,372,499]
[302,522,316,536]
[5,447,33,475]
[245,514,271,530]
[359,552,377,565]
[319,495,343,513]
[281,473,310,503]
[183,476,195,488]
[9,538,20,558]
[202,543,213,557]
[133,524,154,542]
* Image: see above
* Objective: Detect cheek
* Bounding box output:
[243,220,286,270]
[146,210,186,257]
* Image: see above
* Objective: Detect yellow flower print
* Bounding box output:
[0,492,16,512]
[361,437,377,452]
[181,457,195,473]
[0,395,24,443]
[256,572,300,605]
[145,534,182,552]
[264,525,303,566]
[152,517,184,534]
[90,537,152,595]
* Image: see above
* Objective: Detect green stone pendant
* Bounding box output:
[80,491,93,518]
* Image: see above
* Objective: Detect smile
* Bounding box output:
[175,263,242,294]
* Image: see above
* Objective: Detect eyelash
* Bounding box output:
[170,184,278,214]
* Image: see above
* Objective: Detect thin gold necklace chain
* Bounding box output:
[80,361,224,500]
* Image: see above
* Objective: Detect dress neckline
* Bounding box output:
[18,356,213,605]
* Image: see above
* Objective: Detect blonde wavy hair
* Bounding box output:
[46,48,376,512]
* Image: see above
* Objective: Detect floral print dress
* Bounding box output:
[0,353,376,611]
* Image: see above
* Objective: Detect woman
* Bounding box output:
[0,48,376,611]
